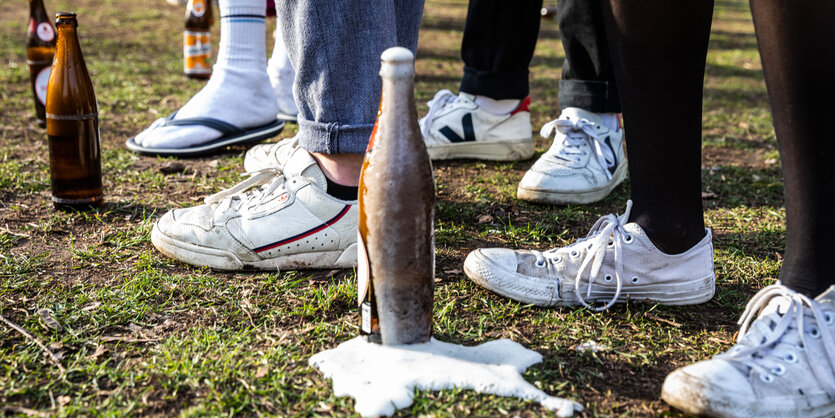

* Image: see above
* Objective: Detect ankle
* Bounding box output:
[630,216,706,255]
[310,152,364,187]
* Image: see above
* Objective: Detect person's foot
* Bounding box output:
[517,107,627,204]
[244,138,363,187]
[133,1,280,151]
[463,201,715,311]
[419,90,534,161]
[133,68,279,150]
[151,146,357,270]
[243,136,301,172]
[662,283,835,417]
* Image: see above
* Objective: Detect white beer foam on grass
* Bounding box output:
[309,337,583,417]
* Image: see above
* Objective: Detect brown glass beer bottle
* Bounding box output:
[184,0,213,79]
[357,47,435,346]
[26,0,56,128]
[46,12,103,211]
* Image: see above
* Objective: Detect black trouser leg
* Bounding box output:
[749,0,835,297]
[598,0,713,254]
[557,0,620,113]
[458,0,542,100]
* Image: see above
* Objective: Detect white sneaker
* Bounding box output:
[152,146,358,270]
[243,136,300,172]
[517,108,627,204]
[662,283,835,417]
[419,90,534,161]
[463,201,715,311]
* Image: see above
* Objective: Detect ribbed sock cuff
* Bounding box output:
[217,0,267,68]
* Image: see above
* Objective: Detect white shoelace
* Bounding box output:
[204,168,287,214]
[719,283,835,397]
[419,89,458,138]
[533,201,634,311]
[540,117,616,179]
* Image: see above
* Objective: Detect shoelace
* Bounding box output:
[419,89,458,138]
[533,201,634,311]
[204,168,287,214]
[540,117,616,179]
[719,283,835,397]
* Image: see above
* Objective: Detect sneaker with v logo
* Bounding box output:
[152,146,358,270]
[518,107,627,204]
[419,90,534,161]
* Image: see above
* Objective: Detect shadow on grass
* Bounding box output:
[708,29,758,52]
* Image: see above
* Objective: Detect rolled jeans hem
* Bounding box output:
[559,79,621,113]
[297,119,373,154]
[460,66,530,99]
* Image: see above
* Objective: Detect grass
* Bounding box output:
[0,0,782,416]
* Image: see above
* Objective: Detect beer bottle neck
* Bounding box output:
[56,21,82,54]
[30,0,45,18]
[378,49,418,133]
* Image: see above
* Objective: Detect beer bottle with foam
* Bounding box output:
[46,12,103,210]
[26,0,56,128]
[184,0,213,79]
[357,47,435,345]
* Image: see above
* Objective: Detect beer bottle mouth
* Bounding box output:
[55,12,78,27]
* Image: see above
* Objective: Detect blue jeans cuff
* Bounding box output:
[297,119,373,154]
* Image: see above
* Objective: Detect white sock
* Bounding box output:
[474,95,520,115]
[600,113,621,132]
[267,25,298,117]
[135,0,278,149]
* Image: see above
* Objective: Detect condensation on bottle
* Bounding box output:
[46,12,103,211]
[184,0,213,79]
[357,47,435,346]
[26,0,56,128]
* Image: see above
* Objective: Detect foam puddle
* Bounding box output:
[309,337,583,417]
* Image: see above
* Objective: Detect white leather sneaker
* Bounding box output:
[662,283,835,418]
[243,136,301,172]
[517,108,627,204]
[419,90,534,161]
[152,146,358,270]
[463,201,715,311]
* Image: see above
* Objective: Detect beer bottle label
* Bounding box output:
[35,66,51,105]
[357,232,370,304]
[37,23,55,42]
[190,0,207,17]
[361,302,371,333]
[183,31,212,74]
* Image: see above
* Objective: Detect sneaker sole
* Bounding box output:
[517,162,628,205]
[662,370,835,418]
[427,138,534,161]
[464,249,715,306]
[151,224,357,270]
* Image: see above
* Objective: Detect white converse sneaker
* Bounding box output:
[463,201,715,311]
[152,146,358,270]
[517,108,627,204]
[662,284,835,418]
[419,90,534,161]
[243,136,301,172]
